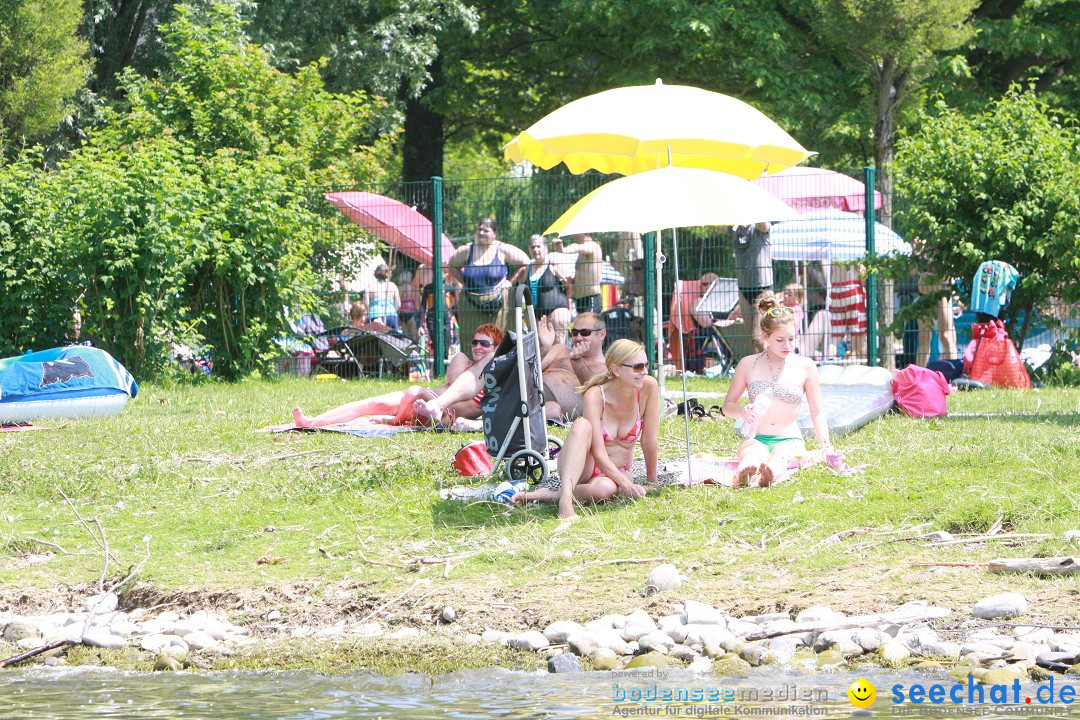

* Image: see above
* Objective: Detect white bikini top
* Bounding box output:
[747,352,804,405]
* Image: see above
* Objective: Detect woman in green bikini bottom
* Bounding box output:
[722,291,831,486]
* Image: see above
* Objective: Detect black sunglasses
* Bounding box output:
[621,362,649,373]
[471,339,494,348]
[571,328,600,337]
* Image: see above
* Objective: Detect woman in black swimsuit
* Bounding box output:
[525,235,569,318]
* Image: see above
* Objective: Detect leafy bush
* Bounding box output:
[0,2,389,378]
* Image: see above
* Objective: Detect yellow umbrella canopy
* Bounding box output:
[505,80,813,179]
[544,166,800,237]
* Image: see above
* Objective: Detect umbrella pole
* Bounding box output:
[670,226,693,484]
[655,231,665,399]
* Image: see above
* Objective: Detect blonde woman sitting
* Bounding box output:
[512,339,659,520]
[722,291,830,487]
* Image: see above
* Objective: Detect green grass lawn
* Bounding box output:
[2,376,1079,633]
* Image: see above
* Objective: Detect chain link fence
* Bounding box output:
[283,170,1076,382]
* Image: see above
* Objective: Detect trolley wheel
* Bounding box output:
[507,449,548,484]
[546,435,564,459]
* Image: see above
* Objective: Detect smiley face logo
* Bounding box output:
[848,679,876,708]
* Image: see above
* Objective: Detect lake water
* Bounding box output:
[1,666,1075,719]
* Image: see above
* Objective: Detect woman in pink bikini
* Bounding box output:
[512,339,659,520]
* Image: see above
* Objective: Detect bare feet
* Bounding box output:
[758,464,775,488]
[413,398,445,426]
[292,407,315,428]
[735,464,759,488]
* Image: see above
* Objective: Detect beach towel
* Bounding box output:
[1,422,51,432]
[662,450,867,487]
[261,415,481,437]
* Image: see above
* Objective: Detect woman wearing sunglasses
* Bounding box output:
[722,291,830,486]
[280,325,503,429]
[512,339,659,520]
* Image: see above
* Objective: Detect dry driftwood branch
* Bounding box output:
[57,487,122,573]
[0,530,151,668]
[596,557,667,566]
[0,638,75,668]
[991,621,1080,632]
[987,557,1080,577]
[930,533,1052,548]
[357,580,427,625]
[911,562,982,568]
[356,552,410,569]
[24,538,86,555]
[744,605,951,642]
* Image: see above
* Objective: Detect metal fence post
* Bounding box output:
[431,176,446,378]
[864,166,878,367]
[642,231,657,372]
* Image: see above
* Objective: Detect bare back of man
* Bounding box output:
[555,234,603,314]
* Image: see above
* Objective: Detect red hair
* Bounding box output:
[474,323,504,346]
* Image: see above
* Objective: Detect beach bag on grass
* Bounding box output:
[453,441,493,477]
[893,365,953,418]
[968,320,1031,389]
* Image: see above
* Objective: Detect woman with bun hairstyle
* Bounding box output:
[721,291,830,486]
[512,339,659,520]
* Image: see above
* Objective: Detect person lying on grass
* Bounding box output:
[511,339,659,520]
[413,313,585,424]
[721,291,830,487]
[280,324,503,429]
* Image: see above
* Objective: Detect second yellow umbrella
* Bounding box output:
[544,166,800,237]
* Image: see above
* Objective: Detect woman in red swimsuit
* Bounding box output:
[281,324,503,429]
[512,339,659,520]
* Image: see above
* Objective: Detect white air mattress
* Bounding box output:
[734,364,894,439]
[0,393,130,424]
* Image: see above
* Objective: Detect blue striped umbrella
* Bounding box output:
[769,209,911,261]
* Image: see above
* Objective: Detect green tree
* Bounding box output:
[893,89,1080,344]
[83,0,177,94]
[0,0,91,152]
[0,2,389,377]
[952,0,1080,110]
[809,0,977,210]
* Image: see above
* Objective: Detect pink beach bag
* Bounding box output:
[892,365,954,418]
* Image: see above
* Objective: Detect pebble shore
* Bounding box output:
[3,575,1079,679]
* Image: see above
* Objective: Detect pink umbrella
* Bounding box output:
[324,192,455,266]
[753,166,881,214]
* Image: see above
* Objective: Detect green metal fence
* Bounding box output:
[293,169,1072,382]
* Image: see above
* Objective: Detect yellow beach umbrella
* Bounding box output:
[504,80,813,178]
[544,166,800,237]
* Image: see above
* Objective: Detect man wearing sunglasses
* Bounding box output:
[568,312,608,383]
[416,318,588,424]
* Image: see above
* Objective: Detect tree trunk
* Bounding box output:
[401,58,445,218]
[872,57,900,371]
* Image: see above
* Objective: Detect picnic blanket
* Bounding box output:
[1,422,51,433]
[439,451,867,501]
[662,450,867,487]
[261,415,481,438]
[440,459,680,502]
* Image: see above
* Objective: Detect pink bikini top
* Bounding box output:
[599,386,643,444]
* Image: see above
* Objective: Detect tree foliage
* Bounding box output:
[0,2,388,377]
[893,89,1080,338]
[809,0,977,207]
[0,0,91,152]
